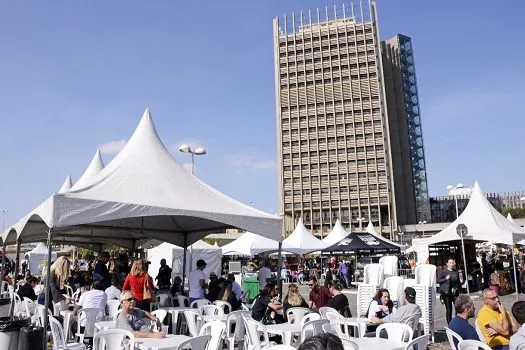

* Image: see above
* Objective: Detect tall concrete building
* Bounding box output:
[273,1,430,238]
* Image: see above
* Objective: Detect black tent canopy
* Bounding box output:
[323,232,400,254]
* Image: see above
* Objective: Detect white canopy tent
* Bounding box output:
[221,231,280,256]
[147,241,221,286]
[509,214,525,245]
[364,220,404,249]
[410,182,525,264]
[282,219,329,255]
[322,219,349,246]
[25,243,56,276]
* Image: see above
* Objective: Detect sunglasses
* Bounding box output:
[124,297,136,302]
[486,296,499,300]
[308,283,315,287]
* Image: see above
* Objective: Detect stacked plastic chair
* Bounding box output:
[382,276,404,308]
[379,256,399,278]
[363,264,384,287]
[413,264,437,342]
[356,283,377,318]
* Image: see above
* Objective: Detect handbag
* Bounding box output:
[143,274,156,302]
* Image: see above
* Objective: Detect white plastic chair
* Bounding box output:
[156,293,171,307]
[322,322,337,335]
[76,308,105,343]
[152,309,168,323]
[376,323,413,343]
[286,307,310,324]
[177,295,190,307]
[379,256,399,277]
[326,311,359,339]
[301,319,329,342]
[340,338,359,350]
[457,339,492,350]
[267,346,296,350]
[38,305,54,327]
[72,290,81,303]
[176,335,211,350]
[300,312,321,326]
[49,315,87,350]
[191,299,212,309]
[213,300,232,315]
[200,305,220,316]
[199,320,226,350]
[383,276,405,307]
[243,316,272,350]
[445,327,463,350]
[93,329,134,350]
[357,284,377,317]
[65,285,74,297]
[319,306,338,319]
[225,310,250,350]
[106,300,121,320]
[405,334,430,350]
[184,310,204,337]
[13,293,25,317]
[475,322,487,344]
[364,264,384,286]
[23,297,38,321]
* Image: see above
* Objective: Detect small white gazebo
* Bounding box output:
[282,219,329,255]
[221,232,280,256]
[322,219,350,246]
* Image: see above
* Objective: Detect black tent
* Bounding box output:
[355,232,400,253]
[323,232,400,254]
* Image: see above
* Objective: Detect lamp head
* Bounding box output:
[457,183,465,189]
[178,144,191,153]
[194,147,206,155]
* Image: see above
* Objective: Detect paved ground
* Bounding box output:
[288,283,524,348]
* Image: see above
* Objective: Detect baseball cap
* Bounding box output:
[404,287,417,299]
[209,272,217,278]
[196,259,207,268]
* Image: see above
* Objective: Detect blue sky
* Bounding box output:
[1,1,524,227]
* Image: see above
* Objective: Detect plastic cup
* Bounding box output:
[162,325,169,335]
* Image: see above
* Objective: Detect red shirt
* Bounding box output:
[122,274,154,301]
[309,285,331,308]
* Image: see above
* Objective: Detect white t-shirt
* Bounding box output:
[78,289,107,326]
[105,285,121,301]
[189,269,206,299]
[258,267,272,290]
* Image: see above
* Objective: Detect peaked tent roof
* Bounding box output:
[411,182,525,249]
[26,242,51,255]
[70,150,105,191]
[362,220,404,249]
[3,109,281,249]
[58,176,73,194]
[221,231,280,256]
[322,219,350,246]
[282,219,328,254]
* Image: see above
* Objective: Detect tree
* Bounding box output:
[503,207,525,219]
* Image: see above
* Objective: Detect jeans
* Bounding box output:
[493,345,509,350]
[341,272,350,288]
[443,293,455,324]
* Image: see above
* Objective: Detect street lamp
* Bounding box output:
[418,221,427,236]
[178,144,206,175]
[1,210,7,232]
[447,183,465,218]
[358,217,366,230]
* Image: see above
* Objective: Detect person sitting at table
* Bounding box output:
[326,280,351,316]
[116,290,165,338]
[370,287,422,331]
[170,276,184,297]
[283,283,308,323]
[104,277,121,301]
[227,273,242,301]
[78,280,107,331]
[449,294,480,342]
[251,282,284,324]
[298,333,344,350]
[367,288,396,321]
[218,281,240,313]
[308,276,332,311]
[18,276,38,301]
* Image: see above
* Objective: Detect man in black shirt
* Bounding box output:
[18,276,38,301]
[155,259,172,290]
[327,280,350,316]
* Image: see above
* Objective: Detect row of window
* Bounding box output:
[283,156,385,171]
[279,28,374,46]
[280,50,376,67]
[279,40,375,57]
[282,106,381,117]
[282,121,379,135]
[283,171,388,184]
[280,63,376,79]
[284,196,388,209]
[280,72,377,89]
[283,144,385,157]
[284,183,388,196]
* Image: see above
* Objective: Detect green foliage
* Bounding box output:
[76,248,95,260]
[503,207,525,219]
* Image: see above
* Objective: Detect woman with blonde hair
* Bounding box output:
[122,259,154,310]
[283,283,308,322]
[38,256,71,311]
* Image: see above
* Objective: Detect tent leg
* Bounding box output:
[10,239,21,317]
[43,229,53,348]
[182,233,188,293]
[512,247,519,301]
[460,236,469,295]
[277,241,283,302]
[0,240,6,283]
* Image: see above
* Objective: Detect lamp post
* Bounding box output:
[448,183,470,294]
[358,217,366,230]
[398,231,404,245]
[178,144,207,175]
[447,183,465,218]
[418,221,427,237]
[1,210,7,280]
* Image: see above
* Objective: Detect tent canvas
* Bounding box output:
[1,109,281,250]
[24,243,57,276]
[222,231,280,256]
[282,219,328,255]
[147,241,221,285]
[364,220,404,249]
[322,219,350,246]
[322,232,373,254]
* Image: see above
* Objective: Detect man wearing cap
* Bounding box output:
[189,259,207,304]
[371,287,422,331]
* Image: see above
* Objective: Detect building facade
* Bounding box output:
[500,191,525,209]
[273,1,429,238]
[430,193,503,223]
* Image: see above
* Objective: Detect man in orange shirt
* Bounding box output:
[476,288,520,350]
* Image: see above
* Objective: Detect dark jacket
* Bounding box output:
[18,283,37,301]
[437,269,460,295]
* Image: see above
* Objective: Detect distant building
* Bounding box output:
[500,191,525,209]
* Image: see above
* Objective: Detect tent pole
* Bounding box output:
[277,241,283,302]
[10,239,21,317]
[0,240,6,284]
[460,236,469,295]
[182,233,188,293]
[43,228,53,349]
[512,246,519,301]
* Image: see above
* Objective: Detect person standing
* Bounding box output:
[438,257,461,324]
[258,260,272,294]
[188,259,207,304]
[448,294,480,341]
[117,253,131,286]
[339,260,349,289]
[93,252,111,290]
[122,259,155,311]
[155,259,172,290]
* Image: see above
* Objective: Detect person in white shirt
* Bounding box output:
[105,277,121,301]
[78,280,108,327]
[258,260,273,294]
[227,273,242,300]
[510,301,525,350]
[189,259,207,304]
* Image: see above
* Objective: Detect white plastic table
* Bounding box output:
[349,337,404,350]
[202,314,227,323]
[136,334,190,350]
[345,317,372,337]
[265,323,302,346]
[95,321,117,333]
